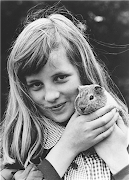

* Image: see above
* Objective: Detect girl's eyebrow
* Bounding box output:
[26,78,40,84]
[52,71,71,77]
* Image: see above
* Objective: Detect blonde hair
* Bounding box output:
[1,6,128,168]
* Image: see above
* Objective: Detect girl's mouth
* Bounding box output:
[49,102,66,111]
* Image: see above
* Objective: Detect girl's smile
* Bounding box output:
[45,102,67,112]
[26,45,81,123]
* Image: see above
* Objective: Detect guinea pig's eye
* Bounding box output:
[95,86,102,92]
[89,95,94,100]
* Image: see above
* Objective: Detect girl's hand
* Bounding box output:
[95,114,129,174]
[60,105,117,155]
[45,105,117,177]
[0,168,17,180]
[13,164,43,180]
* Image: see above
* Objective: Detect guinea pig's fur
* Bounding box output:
[75,84,129,126]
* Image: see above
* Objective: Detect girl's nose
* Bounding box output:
[44,88,60,102]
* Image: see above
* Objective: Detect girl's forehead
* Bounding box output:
[48,45,70,67]
[41,46,75,74]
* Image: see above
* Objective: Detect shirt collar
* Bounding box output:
[43,118,65,149]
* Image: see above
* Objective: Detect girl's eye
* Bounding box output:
[54,75,68,82]
[28,82,43,91]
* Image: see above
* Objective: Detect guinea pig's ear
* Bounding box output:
[78,86,82,90]
[78,85,84,92]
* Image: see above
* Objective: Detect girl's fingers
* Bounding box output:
[82,105,116,122]
[93,112,119,145]
[116,115,128,131]
[14,164,35,180]
[26,170,43,180]
[94,111,119,136]
[0,169,17,180]
[91,108,117,130]
[116,115,129,146]
[94,126,114,145]
[94,105,116,118]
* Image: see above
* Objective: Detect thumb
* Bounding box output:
[116,115,127,132]
[117,115,129,146]
[14,164,34,180]
[69,111,79,122]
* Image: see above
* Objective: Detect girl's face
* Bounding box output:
[26,46,81,124]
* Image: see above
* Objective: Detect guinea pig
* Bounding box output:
[75,84,129,126]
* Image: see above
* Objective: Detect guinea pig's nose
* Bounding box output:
[80,107,86,113]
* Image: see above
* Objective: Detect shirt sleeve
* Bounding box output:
[38,158,62,180]
[113,165,129,180]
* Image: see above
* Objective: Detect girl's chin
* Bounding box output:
[40,107,75,126]
[52,113,75,127]
[49,116,70,127]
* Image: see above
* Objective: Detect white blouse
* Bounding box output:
[43,118,111,180]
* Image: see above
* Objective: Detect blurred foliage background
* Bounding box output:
[1,0,129,117]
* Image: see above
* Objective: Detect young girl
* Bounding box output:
[1,6,129,180]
